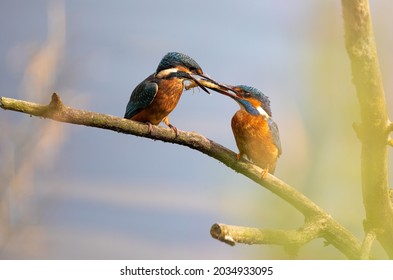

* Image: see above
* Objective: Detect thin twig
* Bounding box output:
[211,217,327,247]
[360,230,376,260]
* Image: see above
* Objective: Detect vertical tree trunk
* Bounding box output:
[342,0,393,258]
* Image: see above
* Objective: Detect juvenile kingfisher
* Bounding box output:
[124,52,220,135]
[202,82,282,176]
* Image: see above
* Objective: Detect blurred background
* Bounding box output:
[0,0,392,259]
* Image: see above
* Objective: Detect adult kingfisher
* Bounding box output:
[124,52,222,135]
[198,82,282,176]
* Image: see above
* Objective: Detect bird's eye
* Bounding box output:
[243,92,251,98]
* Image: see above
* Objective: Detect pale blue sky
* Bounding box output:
[1,1,392,259]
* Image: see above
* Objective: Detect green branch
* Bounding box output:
[360,230,377,260]
[1,93,363,258]
[342,0,393,258]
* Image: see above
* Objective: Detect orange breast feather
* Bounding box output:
[131,79,184,125]
[231,110,279,172]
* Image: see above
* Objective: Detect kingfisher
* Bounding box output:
[205,83,282,176]
[124,52,220,135]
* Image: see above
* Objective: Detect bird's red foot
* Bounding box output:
[146,122,153,134]
[168,124,179,137]
[236,153,242,160]
[163,116,178,137]
[261,168,269,179]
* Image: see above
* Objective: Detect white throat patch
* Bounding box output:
[156,67,179,78]
[256,106,270,118]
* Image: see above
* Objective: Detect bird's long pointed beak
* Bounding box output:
[191,74,240,101]
[197,74,238,96]
[190,75,210,94]
[211,86,240,102]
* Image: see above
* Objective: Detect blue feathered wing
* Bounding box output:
[124,75,158,119]
[268,118,282,156]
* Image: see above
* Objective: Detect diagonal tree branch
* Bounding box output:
[1,93,363,258]
[342,0,393,258]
